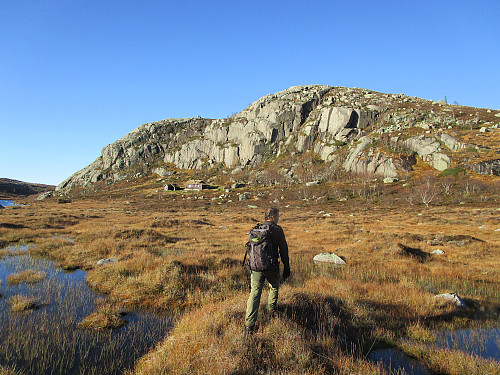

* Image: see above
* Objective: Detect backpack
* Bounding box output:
[246,222,278,271]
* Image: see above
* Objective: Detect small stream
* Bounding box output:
[0,247,172,375]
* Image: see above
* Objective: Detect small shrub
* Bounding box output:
[438,167,466,177]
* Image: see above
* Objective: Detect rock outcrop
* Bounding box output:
[57,85,500,191]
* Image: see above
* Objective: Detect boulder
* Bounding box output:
[430,249,445,255]
[97,258,118,266]
[306,181,320,187]
[434,293,466,307]
[438,133,464,152]
[383,177,398,184]
[404,135,450,171]
[37,192,53,201]
[313,252,346,265]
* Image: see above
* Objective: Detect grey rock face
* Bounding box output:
[37,192,53,201]
[343,137,413,178]
[403,135,450,171]
[467,159,500,176]
[438,133,465,152]
[57,85,494,191]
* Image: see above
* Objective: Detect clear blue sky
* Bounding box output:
[1,0,499,185]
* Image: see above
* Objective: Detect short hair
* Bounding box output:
[265,207,279,220]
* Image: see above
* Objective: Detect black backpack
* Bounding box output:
[246,222,278,271]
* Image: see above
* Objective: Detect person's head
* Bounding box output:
[265,207,280,224]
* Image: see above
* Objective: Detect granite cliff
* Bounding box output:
[57,85,500,191]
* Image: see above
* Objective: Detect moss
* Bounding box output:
[438,167,467,177]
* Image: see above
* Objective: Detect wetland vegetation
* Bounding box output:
[0,173,498,374]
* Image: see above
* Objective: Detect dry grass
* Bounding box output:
[8,295,39,312]
[0,365,24,375]
[6,269,46,285]
[1,180,498,373]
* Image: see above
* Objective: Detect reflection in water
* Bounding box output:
[368,348,431,375]
[435,328,499,360]
[0,251,172,375]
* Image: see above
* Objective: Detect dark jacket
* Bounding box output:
[263,221,290,272]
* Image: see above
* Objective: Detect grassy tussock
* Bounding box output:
[77,311,126,330]
[8,295,39,312]
[132,291,387,375]
[6,269,46,285]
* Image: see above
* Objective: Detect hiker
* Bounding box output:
[244,207,290,333]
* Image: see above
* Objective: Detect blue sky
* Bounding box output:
[1,0,499,185]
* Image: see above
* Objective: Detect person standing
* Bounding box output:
[245,207,290,333]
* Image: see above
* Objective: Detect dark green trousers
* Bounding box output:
[245,268,280,328]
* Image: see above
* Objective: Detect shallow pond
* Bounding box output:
[369,328,499,374]
[368,348,431,375]
[0,249,172,375]
[435,328,499,360]
[0,200,17,207]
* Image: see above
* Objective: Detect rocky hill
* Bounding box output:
[57,85,500,191]
[0,178,55,198]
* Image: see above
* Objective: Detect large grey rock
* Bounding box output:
[97,258,118,266]
[37,192,53,201]
[404,135,450,171]
[313,252,346,265]
[434,293,466,307]
[343,137,414,178]
[430,249,445,255]
[438,133,464,152]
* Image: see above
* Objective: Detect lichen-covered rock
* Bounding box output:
[56,85,495,191]
[313,252,346,265]
[434,292,466,307]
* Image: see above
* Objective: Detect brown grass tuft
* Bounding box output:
[8,295,39,312]
[6,269,46,285]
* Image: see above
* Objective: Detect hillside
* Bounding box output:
[0,178,55,199]
[57,85,500,192]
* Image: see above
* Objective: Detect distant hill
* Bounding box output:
[0,178,55,198]
[57,85,500,191]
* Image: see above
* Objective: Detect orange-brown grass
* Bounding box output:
[1,191,498,373]
[77,299,127,330]
[399,342,500,375]
[8,295,39,312]
[130,293,386,375]
[0,364,24,375]
[6,269,46,285]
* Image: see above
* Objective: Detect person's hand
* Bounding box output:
[282,268,290,280]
